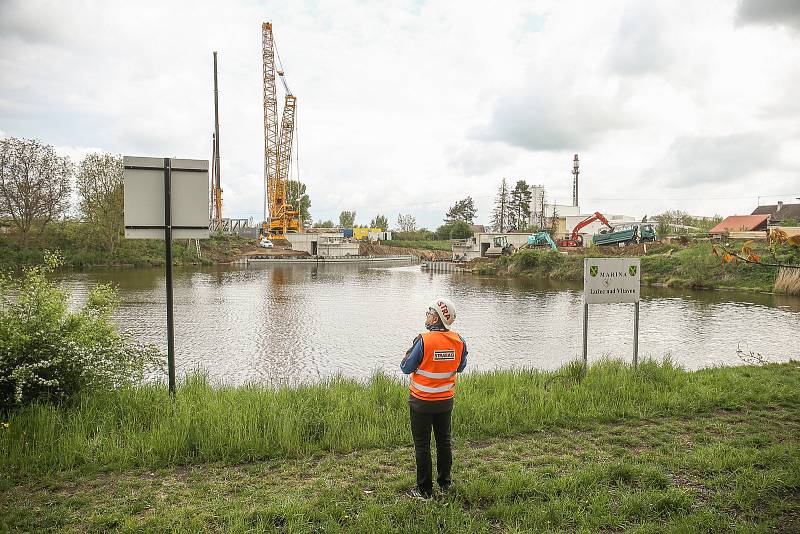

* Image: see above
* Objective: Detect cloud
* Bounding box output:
[736,0,800,31]
[479,81,633,152]
[656,133,776,187]
[606,3,673,76]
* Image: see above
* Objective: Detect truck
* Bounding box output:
[593,223,658,246]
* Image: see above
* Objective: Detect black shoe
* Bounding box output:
[407,487,432,500]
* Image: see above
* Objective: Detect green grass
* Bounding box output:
[2,360,798,480]
[384,240,452,251]
[1,361,798,532]
[492,241,800,292]
[0,222,255,268]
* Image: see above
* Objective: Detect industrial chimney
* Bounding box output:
[572,154,579,207]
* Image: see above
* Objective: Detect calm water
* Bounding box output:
[60,262,800,385]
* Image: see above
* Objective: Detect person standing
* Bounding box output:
[400,298,468,499]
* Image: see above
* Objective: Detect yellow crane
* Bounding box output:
[262,22,300,238]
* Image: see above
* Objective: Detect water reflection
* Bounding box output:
[58,263,800,385]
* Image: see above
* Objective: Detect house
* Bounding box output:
[751,202,800,225]
[708,214,769,238]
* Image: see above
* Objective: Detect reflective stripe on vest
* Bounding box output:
[410,379,455,393]
[414,369,457,379]
[409,330,464,401]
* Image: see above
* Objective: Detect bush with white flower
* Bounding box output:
[0,252,162,409]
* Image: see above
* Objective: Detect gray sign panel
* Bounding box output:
[123,156,210,239]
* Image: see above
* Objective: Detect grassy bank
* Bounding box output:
[1,360,798,531]
[0,222,256,268]
[478,241,800,293]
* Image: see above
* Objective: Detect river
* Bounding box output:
[60,261,800,385]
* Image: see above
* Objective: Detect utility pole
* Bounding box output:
[212,51,222,222]
[572,154,580,207]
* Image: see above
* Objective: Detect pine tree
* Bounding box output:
[490,178,510,232]
[508,180,533,231]
[444,197,477,224]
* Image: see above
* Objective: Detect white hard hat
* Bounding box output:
[430,297,456,326]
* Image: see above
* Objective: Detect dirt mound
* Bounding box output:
[359,242,450,261]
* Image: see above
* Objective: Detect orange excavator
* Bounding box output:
[556,212,612,247]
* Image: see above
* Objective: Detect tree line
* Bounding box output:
[0,137,125,252]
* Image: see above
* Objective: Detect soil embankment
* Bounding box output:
[360,242,450,260]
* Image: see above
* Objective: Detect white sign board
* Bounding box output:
[584,258,641,304]
[123,156,210,239]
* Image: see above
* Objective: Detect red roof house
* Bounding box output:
[708,214,769,235]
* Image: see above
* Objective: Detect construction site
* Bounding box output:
[204,23,799,270]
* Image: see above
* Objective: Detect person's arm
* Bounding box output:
[400,335,424,374]
[457,335,468,373]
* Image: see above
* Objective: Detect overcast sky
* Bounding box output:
[1,0,799,228]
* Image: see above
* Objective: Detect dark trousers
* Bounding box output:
[409,406,453,494]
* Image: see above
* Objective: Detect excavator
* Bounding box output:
[556,212,612,247]
[261,22,301,240]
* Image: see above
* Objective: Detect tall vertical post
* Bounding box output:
[572,154,580,207]
[163,158,176,395]
[633,301,640,367]
[213,51,221,220]
[582,301,588,366]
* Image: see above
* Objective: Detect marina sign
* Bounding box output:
[582,257,642,367]
[584,258,641,304]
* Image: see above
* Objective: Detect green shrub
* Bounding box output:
[0,252,161,409]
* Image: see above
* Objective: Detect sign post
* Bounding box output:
[123,157,209,395]
[583,257,641,366]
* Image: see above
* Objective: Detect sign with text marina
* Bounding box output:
[584,258,641,304]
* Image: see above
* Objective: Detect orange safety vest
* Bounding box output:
[409,330,464,401]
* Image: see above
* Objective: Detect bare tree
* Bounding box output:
[397,213,417,232]
[76,153,124,254]
[0,137,73,245]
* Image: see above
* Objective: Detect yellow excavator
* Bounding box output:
[262,22,300,239]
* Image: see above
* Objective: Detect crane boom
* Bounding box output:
[262,23,280,227]
[261,22,300,237]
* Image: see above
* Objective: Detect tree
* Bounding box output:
[508,180,532,231]
[490,178,510,232]
[397,213,417,232]
[339,210,356,228]
[370,214,389,230]
[286,180,312,227]
[0,137,73,245]
[445,197,477,224]
[449,220,472,239]
[314,219,334,228]
[76,153,124,254]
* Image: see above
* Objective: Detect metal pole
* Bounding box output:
[633,301,640,367]
[164,158,176,395]
[213,51,221,195]
[582,301,588,366]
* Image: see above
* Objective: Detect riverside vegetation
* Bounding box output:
[474,240,800,294]
[0,222,258,268]
[1,362,799,532]
[2,250,799,531]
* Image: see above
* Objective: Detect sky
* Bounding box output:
[1,0,799,229]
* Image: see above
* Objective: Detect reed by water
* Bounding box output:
[3,358,798,479]
[775,266,800,295]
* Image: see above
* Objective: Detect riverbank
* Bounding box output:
[0,223,258,268]
[2,360,798,531]
[0,222,452,268]
[476,241,800,293]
